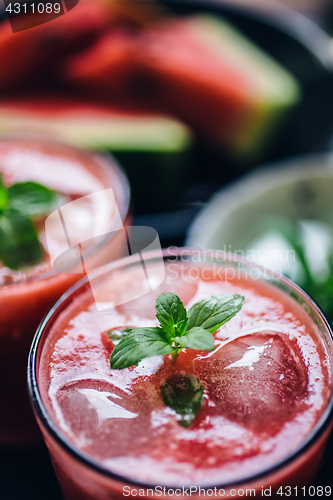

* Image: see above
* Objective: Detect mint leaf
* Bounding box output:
[187,293,244,333]
[161,374,204,428]
[174,327,215,351]
[0,209,42,269]
[110,327,176,369]
[0,184,8,212]
[7,181,61,216]
[0,179,61,269]
[155,292,187,338]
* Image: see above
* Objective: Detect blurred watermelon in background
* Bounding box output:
[1,0,332,235]
[61,11,300,158]
[0,0,332,235]
[0,96,193,214]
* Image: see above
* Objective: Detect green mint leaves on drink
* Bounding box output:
[110,292,244,369]
[161,374,204,428]
[0,175,61,269]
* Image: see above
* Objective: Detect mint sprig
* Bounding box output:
[110,292,244,369]
[0,175,61,269]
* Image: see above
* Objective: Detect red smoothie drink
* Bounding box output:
[0,135,129,446]
[29,250,333,499]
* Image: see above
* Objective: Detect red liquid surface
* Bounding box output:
[0,138,127,445]
[39,263,331,485]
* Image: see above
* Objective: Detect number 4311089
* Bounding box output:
[6,3,61,14]
[276,486,331,496]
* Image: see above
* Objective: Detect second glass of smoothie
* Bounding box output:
[0,134,130,446]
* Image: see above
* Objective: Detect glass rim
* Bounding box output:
[0,132,130,287]
[28,247,333,490]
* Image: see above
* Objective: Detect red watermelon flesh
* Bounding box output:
[62,29,145,110]
[63,19,252,134]
[134,19,255,145]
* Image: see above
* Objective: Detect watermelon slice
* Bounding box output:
[0,0,129,92]
[137,15,301,157]
[0,95,190,151]
[63,14,300,157]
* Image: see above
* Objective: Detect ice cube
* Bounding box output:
[196,332,308,435]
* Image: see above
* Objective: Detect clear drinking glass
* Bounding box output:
[28,249,333,498]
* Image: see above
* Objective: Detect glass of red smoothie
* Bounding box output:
[28,249,333,499]
[0,134,130,446]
